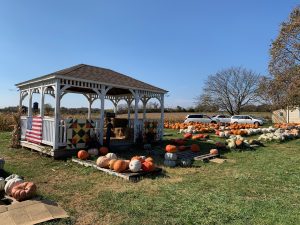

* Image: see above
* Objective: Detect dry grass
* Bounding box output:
[0,113,14,132]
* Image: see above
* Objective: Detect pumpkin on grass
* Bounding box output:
[165,145,177,153]
[184,133,193,139]
[113,160,127,172]
[4,178,23,195]
[99,146,109,155]
[191,144,200,152]
[11,182,37,201]
[235,140,243,147]
[78,150,89,160]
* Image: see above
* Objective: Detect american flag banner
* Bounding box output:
[25,116,43,144]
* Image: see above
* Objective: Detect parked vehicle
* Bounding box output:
[211,114,231,124]
[184,114,217,123]
[230,115,264,126]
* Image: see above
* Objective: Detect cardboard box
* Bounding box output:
[0,197,68,225]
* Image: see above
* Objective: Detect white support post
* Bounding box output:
[160,93,165,140]
[40,87,45,117]
[88,99,92,120]
[133,91,140,143]
[99,92,105,145]
[113,102,118,114]
[28,89,33,117]
[19,91,22,110]
[53,81,61,150]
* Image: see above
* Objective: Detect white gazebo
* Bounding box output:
[16,64,167,158]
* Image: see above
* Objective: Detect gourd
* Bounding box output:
[210,149,219,155]
[165,145,177,153]
[11,182,37,201]
[77,150,89,160]
[0,158,5,170]
[164,160,176,167]
[96,156,110,168]
[129,159,142,172]
[105,153,117,160]
[99,147,109,155]
[164,153,177,161]
[141,161,155,172]
[191,144,200,152]
[108,159,117,170]
[5,174,22,182]
[0,177,5,191]
[4,178,23,195]
[179,158,192,167]
[113,160,127,172]
[88,148,99,156]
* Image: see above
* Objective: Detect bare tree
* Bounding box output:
[196,67,260,115]
[266,6,300,108]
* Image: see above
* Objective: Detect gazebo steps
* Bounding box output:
[20,141,53,156]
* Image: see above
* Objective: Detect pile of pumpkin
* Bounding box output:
[274,123,300,129]
[96,154,155,173]
[164,144,219,167]
[0,158,37,201]
[77,146,110,160]
[164,121,218,133]
[226,136,263,150]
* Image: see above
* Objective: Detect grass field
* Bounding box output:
[0,129,299,225]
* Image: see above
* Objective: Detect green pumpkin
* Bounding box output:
[179,158,192,167]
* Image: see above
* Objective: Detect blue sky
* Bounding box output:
[0,0,299,109]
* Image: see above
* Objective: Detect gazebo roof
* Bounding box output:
[16,64,168,94]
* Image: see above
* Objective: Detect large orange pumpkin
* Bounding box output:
[108,159,117,170]
[11,182,37,201]
[191,144,200,152]
[165,145,177,153]
[142,161,155,172]
[77,150,89,160]
[113,160,127,172]
[99,147,109,155]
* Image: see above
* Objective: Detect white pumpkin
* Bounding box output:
[96,156,110,168]
[164,160,176,167]
[0,158,5,170]
[105,153,117,160]
[5,174,22,182]
[164,153,177,161]
[88,148,99,156]
[4,178,23,195]
[129,159,142,172]
[0,177,5,191]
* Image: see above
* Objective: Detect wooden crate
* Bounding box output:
[71,158,162,182]
[176,151,219,161]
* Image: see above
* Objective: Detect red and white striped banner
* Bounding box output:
[26,116,43,144]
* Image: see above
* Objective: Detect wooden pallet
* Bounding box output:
[176,151,219,161]
[71,158,162,182]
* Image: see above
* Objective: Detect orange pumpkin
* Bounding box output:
[11,182,37,201]
[210,149,219,155]
[77,150,89,160]
[145,157,154,163]
[108,159,117,170]
[165,145,177,153]
[113,160,127,172]
[191,144,200,152]
[142,161,155,172]
[99,146,109,155]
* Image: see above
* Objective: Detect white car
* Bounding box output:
[184,114,217,123]
[211,115,231,124]
[230,115,264,126]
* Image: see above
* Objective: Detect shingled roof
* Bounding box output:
[16,64,167,94]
